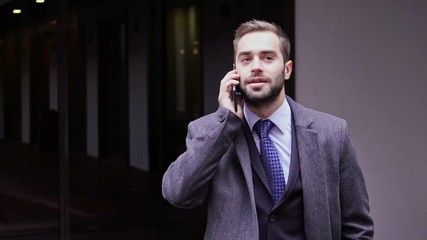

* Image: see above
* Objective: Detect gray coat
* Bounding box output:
[162,97,374,240]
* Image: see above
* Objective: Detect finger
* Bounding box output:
[220,73,240,90]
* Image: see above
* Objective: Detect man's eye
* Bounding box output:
[241,58,251,62]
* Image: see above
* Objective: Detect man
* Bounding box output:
[162,19,374,240]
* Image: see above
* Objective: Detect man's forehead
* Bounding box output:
[237,31,281,53]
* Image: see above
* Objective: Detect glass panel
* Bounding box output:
[165,6,203,120]
[69,14,157,240]
[97,16,129,164]
[0,30,60,238]
[160,5,206,240]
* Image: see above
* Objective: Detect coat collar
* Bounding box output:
[286,96,314,129]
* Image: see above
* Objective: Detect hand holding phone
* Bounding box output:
[218,66,242,118]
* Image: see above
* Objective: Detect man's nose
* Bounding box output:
[251,58,263,74]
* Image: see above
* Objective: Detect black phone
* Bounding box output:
[232,85,241,112]
[232,64,241,112]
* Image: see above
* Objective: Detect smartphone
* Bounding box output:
[232,85,241,112]
[232,64,241,112]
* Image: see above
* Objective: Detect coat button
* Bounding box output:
[218,114,225,122]
[269,215,276,222]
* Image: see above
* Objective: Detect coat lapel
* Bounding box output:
[287,97,332,240]
[233,124,257,207]
[242,119,272,193]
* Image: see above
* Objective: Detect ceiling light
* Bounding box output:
[12,9,22,14]
[36,0,45,3]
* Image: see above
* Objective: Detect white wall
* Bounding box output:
[85,20,99,157]
[128,2,150,171]
[49,38,58,111]
[21,31,30,144]
[295,1,427,240]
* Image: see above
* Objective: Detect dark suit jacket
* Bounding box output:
[162,97,374,240]
[246,116,306,239]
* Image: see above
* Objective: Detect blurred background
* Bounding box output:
[0,0,425,239]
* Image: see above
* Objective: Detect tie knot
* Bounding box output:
[253,119,274,139]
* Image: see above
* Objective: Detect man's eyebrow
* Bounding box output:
[237,51,252,58]
[237,50,277,58]
[260,50,277,55]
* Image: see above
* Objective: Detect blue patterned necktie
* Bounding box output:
[253,119,286,203]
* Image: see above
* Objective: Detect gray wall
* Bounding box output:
[295,1,427,239]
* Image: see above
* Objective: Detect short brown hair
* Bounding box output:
[233,19,291,61]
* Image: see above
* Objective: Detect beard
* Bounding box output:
[240,73,285,107]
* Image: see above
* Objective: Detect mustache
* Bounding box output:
[249,73,265,78]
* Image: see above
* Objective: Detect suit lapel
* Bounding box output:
[288,97,332,240]
[233,124,257,206]
[242,120,271,193]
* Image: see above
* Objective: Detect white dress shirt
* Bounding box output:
[244,98,292,183]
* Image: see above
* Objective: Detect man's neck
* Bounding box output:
[247,89,286,119]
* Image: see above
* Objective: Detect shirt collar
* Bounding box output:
[244,98,291,134]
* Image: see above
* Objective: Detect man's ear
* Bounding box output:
[284,60,293,80]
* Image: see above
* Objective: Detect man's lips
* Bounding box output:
[246,77,268,87]
[247,77,267,84]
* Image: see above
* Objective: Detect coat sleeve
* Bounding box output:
[339,120,374,239]
[162,107,242,208]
